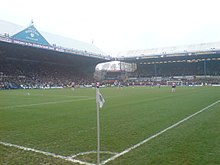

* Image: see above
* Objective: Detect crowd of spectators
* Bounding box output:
[1,58,220,90]
[0,60,95,89]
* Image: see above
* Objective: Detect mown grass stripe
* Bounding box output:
[0,97,94,109]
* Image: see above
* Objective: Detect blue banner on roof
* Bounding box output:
[11,25,50,46]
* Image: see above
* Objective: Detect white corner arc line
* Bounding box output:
[70,150,118,158]
[0,141,95,165]
[101,99,220,165]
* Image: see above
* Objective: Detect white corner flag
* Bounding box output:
[96,87,105,165]
[96,88,105,108]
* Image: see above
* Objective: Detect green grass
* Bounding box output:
[0,86,220,165]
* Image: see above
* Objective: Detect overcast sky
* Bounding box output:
[1,0,220,55]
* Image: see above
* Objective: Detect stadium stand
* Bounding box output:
[114,42,220,86]
[0,20,110,89]
[1,19,220,89]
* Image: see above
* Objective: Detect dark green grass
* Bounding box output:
[0,86,220,164]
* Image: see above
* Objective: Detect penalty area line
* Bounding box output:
[0,141,95,165]
[101,99,220,165]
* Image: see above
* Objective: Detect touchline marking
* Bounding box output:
[101,99,220,165]
[0,97,94,109]
[0,141,95,165]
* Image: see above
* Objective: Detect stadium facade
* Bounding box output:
[0,19,108,56]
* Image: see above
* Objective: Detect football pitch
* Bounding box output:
[0,86,220,165]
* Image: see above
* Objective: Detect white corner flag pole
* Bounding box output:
[96,85,105,165]
[96,88,101,165]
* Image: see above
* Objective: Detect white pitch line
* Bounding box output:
[101,99,220,165]
[0,97,94,110]
[70,150,118,158]
[0,141,95,165]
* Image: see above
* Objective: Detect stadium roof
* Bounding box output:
[116,42,220,58]
[1,19,220,60]
[0,19,107,56]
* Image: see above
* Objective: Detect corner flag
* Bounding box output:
[96,87,105,165]
[96,88,105,108]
